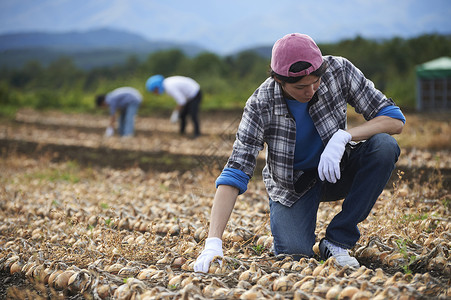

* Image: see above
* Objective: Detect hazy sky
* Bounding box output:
[0,0,450,54]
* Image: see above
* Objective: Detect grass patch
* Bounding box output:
[395,238,417,274]
[401,213,428,223]
[27,167,81,183]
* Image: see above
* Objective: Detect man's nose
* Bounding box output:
[305,84,316,95]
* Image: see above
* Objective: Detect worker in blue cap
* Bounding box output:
[146,75,202,138]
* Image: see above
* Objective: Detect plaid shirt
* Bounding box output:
[225,55,395,207]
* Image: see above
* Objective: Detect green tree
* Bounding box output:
[228,50,267,79]
[142,49,188,76]
[2,33,450,112]
[8,60,43,88]
[191,52,227,77]
[41,57,83,90]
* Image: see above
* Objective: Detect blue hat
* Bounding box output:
[146,75,165,94]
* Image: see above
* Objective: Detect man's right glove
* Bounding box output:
[105,126,114,137]
[193,237,223,273]
[170,110,179,123]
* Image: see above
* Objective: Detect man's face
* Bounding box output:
[278,75,321,103]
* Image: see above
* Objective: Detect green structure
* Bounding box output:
[416,57,451,111]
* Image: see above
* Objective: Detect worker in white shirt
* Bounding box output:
[146,75,202,138]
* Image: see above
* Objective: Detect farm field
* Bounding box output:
[0,108,450,299]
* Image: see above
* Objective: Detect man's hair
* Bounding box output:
[271,60,328,84]
[96,94,106,107]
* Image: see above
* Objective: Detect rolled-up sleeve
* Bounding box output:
[215,168,250,195]
[375,105,406,124]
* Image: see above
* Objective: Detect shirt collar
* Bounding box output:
[273,81,290,116]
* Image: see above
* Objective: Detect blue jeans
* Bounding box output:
[269,133,400,259]
[118,102,140,136]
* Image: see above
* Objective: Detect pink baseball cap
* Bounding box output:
[271,33,323,77]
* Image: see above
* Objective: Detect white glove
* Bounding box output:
[193,237,223,273]
[170,110,179,123]
[318,129,351,183]
[105,126,114,137]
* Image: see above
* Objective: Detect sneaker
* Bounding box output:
[319,239,360,268]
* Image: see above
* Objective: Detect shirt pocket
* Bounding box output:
[332,101,348,129]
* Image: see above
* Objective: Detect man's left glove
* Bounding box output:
[105,126,114,137]
[318,129,351,183]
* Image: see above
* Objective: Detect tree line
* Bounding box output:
[1,33,450,116]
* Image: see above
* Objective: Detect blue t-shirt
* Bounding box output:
[286,99,323,170]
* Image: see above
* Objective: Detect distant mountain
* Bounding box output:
[233,45,272,60]
[0,28,147,50]
[0,28,206,69]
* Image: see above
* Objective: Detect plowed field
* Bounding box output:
[0,108,450,299]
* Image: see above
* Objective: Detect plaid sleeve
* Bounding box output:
[338,57,396,120]
[225,97,265,178]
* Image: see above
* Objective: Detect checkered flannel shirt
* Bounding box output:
[225,55,396,206]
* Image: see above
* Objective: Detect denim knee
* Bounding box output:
[273,236,315,258]
[366,133,400,164]
[283,236,315,255]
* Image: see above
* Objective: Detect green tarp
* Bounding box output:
[416,56,451,79]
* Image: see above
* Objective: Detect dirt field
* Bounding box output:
[0,108,450,299]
